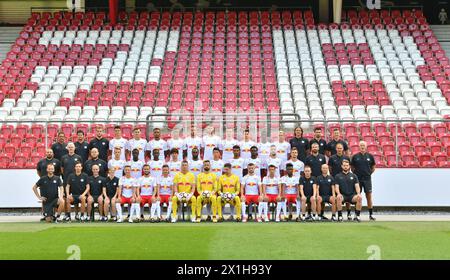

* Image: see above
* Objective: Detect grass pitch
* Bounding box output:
[0,221,449,260]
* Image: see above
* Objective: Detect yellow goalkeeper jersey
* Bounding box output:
[218,174,240,195]
[173,172,196,193]
[197,172,217,193]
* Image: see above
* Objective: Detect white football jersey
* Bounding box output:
[220,139,238,163]
[275,141,291,164]
[108,158,126,178]
[240,140,258,159]
[127,160,145,179]
[184,137,202,160]
[259,142,272,165]
[281,175,299,195]
[147,159,165,180]
[242,174,261,195]
[202,135,221,161]
[262,176,281,195]
[229,157,245,181]
[119,176,137,198]
[138,175,157,196]
[157,175,174,196]
[168,160,182,177]
[126,138,148,161]
[109,138,128,160]
[145,139,167,161]
[210,159,225,177]
[188,159,203,177]
[167,138,185,161]
[265,157,283,177]
[286,159,305,179]
[244,157,262,177]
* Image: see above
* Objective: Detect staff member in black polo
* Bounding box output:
[61,143,83,184]
[37,149,61,177]
[65,162,91,222]
[328,143,350,177]
[299,166,318,221]
[326,128,349,157]
[89,126,110,162]
[84,148,108,177]
[334,159,362,222]
[88,164,107,222]
[104,168,119,221]
[304,142,327,177]
[289,126,309,162]
[75,130,90,164]
[309,127,327,155]
[316,164,337,221]
[351,141,376,221]
[32,164,65,223]
[51,131,68,161]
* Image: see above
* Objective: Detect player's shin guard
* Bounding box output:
[296,199,301,217]
[116,203,123,219]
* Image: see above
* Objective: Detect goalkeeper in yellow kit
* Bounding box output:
[196,160,218,223]
[216,163,241,222]
[172,161,197,223]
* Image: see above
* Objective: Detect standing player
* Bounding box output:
[258,138,272,171]
[262,165,283,222]
[171,161,197,223]
[210,147,225,177]
[116,165,140,223]
[196,160,218,222]
[265,145,283,177]
[137,164,158,221]
[216,163,241,222]
[275,130,291,166]
[75,130,89,164]
[309,127,327,155]
[32,164,65,223]
[244,146,263,177]
[184,127,202,160]
[240,163,265,222]
[289,127,309,162]
[316,164,337,221]
[281,163,300,221]
[335,159,363,222]
[229,145,245,182]
[127,148,145,179]
[202,126,221,161]
[156,165,174,221]
[304,143,327,177]
[168,148,182,177]
[188,147,204,178]
[103,168,119,221]
[351,141,376,220]
[220,128,239,163]
[88,125,109,162]
[65,162,91,222]
[326,128,349,157]
[87,164,107,221]
[108,147,126,179]
[285,148,305,179]
[167,129,185,161]
[148,148,164,180]
[126,127,147,161]
[328,143,350,177]
[109,125,127,160]
[146,128,168,161]
[84,148,108,177]
[299,166,318,221]
[240,129,257,160]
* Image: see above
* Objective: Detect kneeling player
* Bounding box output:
[281,163,300,221]
[240,163,264,222]
[32,164,65,223]
[157,165,174,221]
[138,164,158,221]
[262,164,283,222]
[316,164,337,221]
[116,165,140,223]
[335,159,363,222]
[196,160,218,222]
[299,166,318,221]
[216,163,241,222]
[172,161,197,223]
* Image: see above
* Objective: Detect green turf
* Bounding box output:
[0,221,449,260]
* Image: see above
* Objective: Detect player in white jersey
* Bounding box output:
[137,164,158,221]
[188,147,203,177]
[109,125,128,160]
[220,128,239,163]
[167,130,184,161]
[127,149,145,179]
[240,163,265,223]
[262,164,283,222]
[210,148,224,177]
[275,130,291,166]
[184,127,202,160]
[265,145,283,177]
[202,126,221,161]
[126,127,147,161]
[147,148,164,180]
[285,148,304,179]
[240,128,257,159]
[156,165,174,221]
[229,145,245,181]
[108,147,126,178]
[145,128,167,161]
[116,166,139,223]
[281,163,301,222]
[244,145,263,177]
[259,141,272,169]
[168,148,182,177]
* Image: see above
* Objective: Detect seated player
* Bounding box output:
[156,165,174,221]
[87,164,107,222]
[171,161,197,223]
[116,165,140,223]
[262,164,283,222]
[281,163,300,222]
[32,164,65,223]
[103,168,119,221]
[334,159,363,222]
[65,162,91,222]
[216,163,241,222]
[138,164,158,222]
[240,163,265,222]
[299,166,318,221]
[196,160,218,223]
[316,164,337,221]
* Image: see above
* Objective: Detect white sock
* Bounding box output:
[150,203,157,218]
[134,203,141,218]
[282,201,287,216]
[206,204,211,216]
[156,203,161,218]
[116,203,122,219]
[241,203,247,217]
[264,202,269,217]
[296,199,301,217]
[258,203,263,217]
[166,202,172,219]
[275,203,281,219]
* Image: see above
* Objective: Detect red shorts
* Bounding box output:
[140,195,152,207]
[244,195,259,205]
[285,194,298,204]
[159,195,171,204]
[266,194,278,203]
[120,196,133,205]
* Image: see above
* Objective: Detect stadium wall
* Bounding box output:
[0,169,449,208]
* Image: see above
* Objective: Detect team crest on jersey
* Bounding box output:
[102,143,106,145]
[310,180,314,184]
[53,180,57,183]
[98,180,102,183]
[319,158,323,161]
[367,158,371,161]
[84,146,87,149]
[80,179,84,182]
[328,179,331,182]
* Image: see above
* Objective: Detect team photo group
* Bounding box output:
[32,124,376,224]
